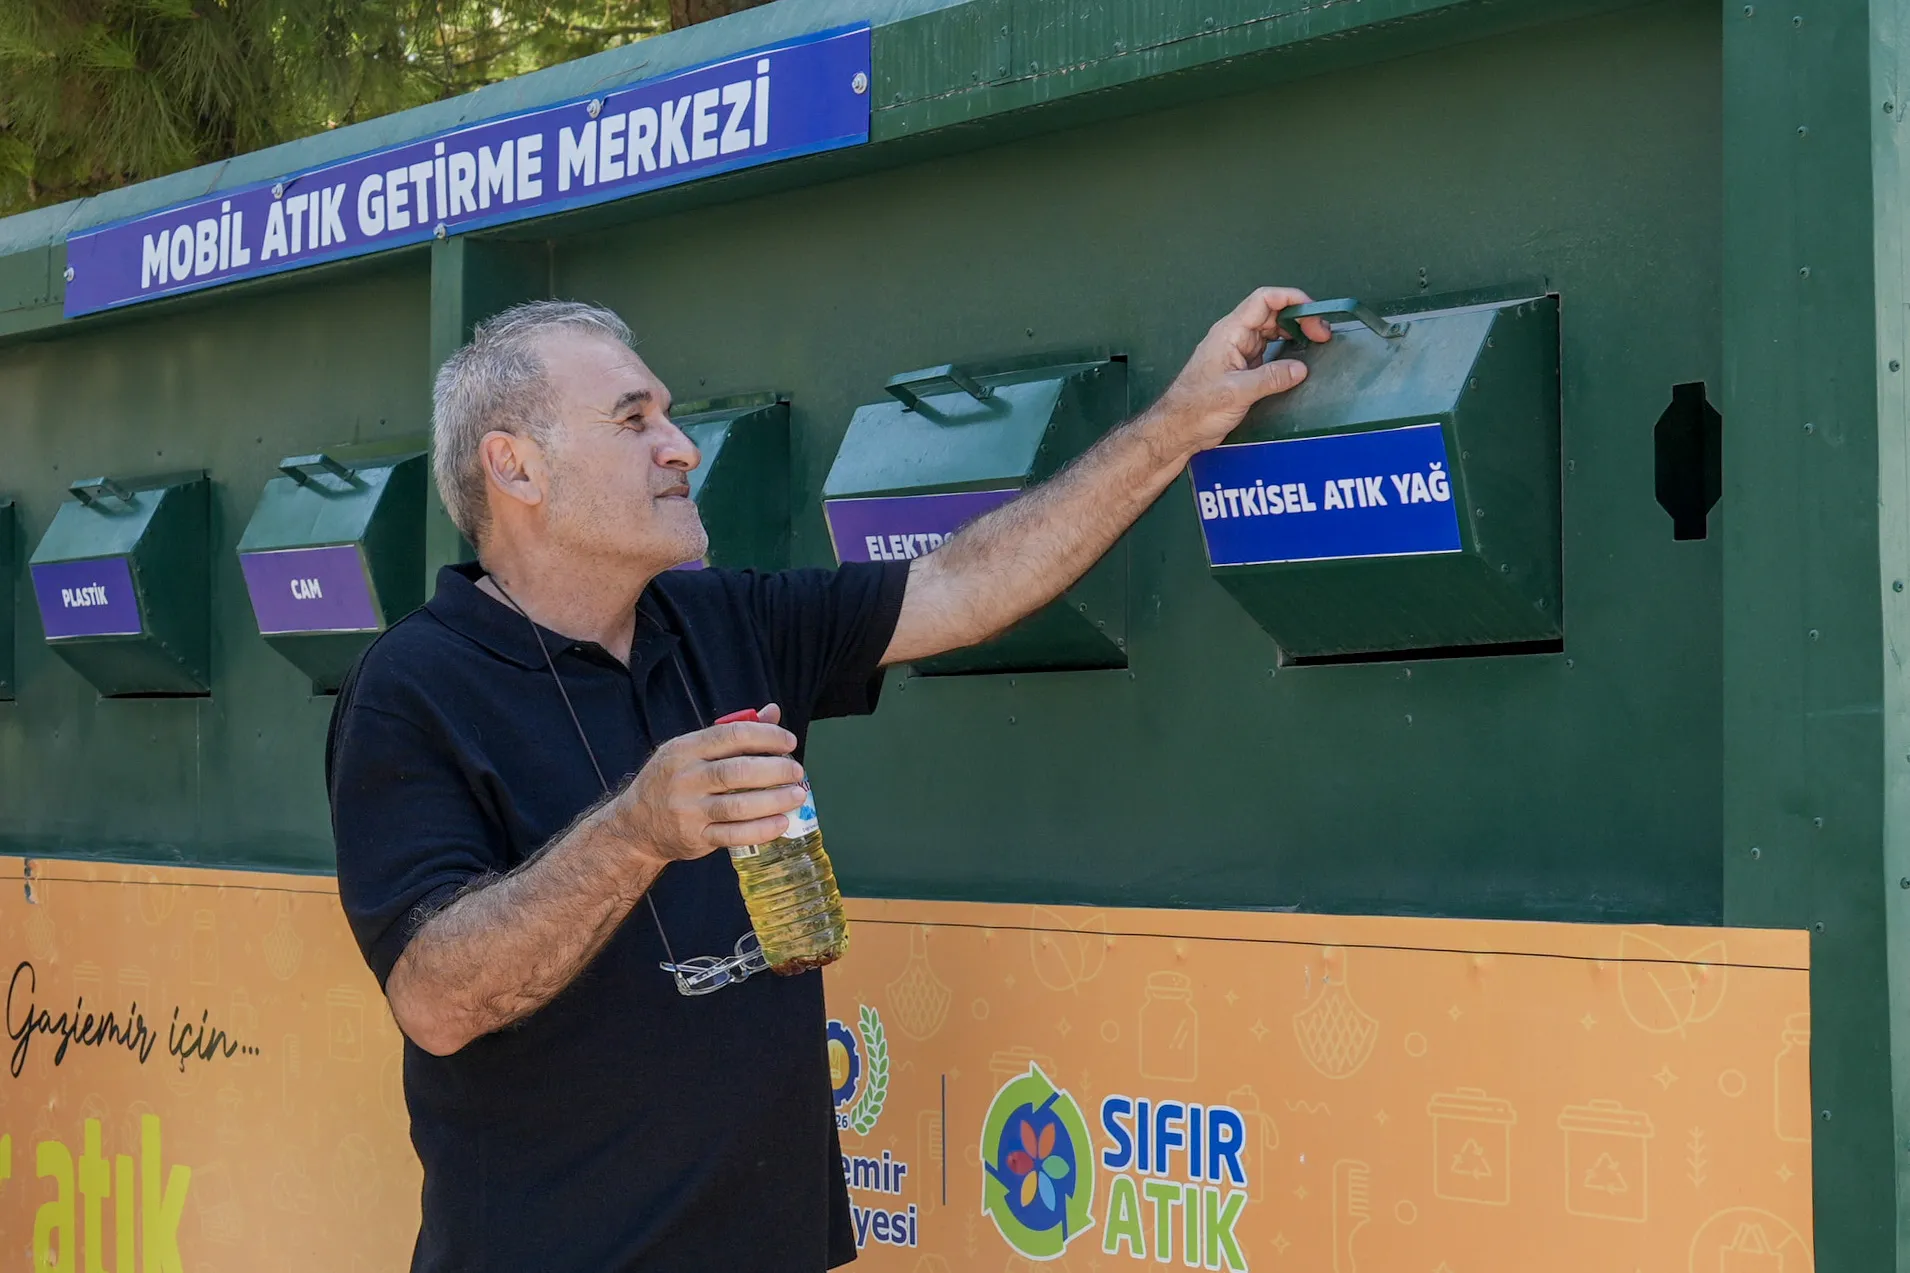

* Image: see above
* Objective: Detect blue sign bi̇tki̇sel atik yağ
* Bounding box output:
[1187,423,1463,567]
[63,26,872,316]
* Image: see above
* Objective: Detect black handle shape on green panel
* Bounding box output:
[279,453,360,491]
[885,363,994,412]
[1275,299,1407,349]
[68,477,137,510]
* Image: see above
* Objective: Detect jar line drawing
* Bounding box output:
[1140,970,1199,1082]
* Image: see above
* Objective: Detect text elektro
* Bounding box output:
[1197,461,1452,522]
[1099,1095,1250,1270]
[862,532,948,561]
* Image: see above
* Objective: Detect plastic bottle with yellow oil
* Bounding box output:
[717,708,849,974]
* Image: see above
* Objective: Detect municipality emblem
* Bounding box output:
[981,1062,1095,1259]
[827,1004,890,1135]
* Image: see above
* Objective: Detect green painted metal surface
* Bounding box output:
[0,501,13,701]
[237,449,427,692]
[0,0,1720,917]
[0,260,429,865]
[555,2,1719,927]
[822,352,1127,672]
[1721,0,1904,1263]
[29,472,211,696]
[676,395,792,571]
[1215,295,1561,657]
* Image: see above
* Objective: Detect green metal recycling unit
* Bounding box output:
[0,0,1903,1263]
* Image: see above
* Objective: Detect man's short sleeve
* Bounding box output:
[325,648,510,987]
[745,560,910,720]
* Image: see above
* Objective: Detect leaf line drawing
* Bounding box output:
[1616,931,1728,1037]
[1686,1127,1709,1187]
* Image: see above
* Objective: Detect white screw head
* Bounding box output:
[852,72,869,95]
[62,265,75,282]
[271,183,284,199]
[587,98,604,119]
[433,222,448,240]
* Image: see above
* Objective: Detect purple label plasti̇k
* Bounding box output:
[32,557,143,639]
[825,488,1020,563]
[240,545,380,634]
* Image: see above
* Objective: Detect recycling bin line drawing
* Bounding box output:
[1558,1098,1654,1223]
[1427,1087,1517,1206]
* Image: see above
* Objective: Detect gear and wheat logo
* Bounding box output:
[827,1004,889,1135]
[980,1062,1095,1259]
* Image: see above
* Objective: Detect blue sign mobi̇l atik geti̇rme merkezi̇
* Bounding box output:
[31,557,143,639]
[825,489,1022,563]
[239,545,381,635]
[1188,423,1464,566]
[63,26,873,316]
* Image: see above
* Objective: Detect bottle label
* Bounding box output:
[786,781,821,838]
[728,782,818,859]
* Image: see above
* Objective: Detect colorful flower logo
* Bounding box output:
[1004,1115,1070,1210]
[980,1062,1095,1259]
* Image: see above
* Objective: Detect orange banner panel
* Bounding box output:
[823,899,1813,1273]
[0,857,417,1272]
[0,861,1811,1273]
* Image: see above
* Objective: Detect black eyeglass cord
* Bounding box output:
[487,575,687,973]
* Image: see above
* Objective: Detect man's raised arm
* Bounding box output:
[882,287,1331,667]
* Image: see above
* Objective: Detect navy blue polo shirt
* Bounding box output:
[325,560,909,1273]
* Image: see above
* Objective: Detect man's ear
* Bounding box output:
[478,431,547,512]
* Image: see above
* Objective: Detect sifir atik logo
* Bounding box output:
[976,1076,1255,1268]
[1098,1095,1250,1269]
[980,1062,1096,1260]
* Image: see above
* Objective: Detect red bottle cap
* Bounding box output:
[714,709,760,725]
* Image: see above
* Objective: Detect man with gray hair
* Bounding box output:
[326,289,1331,1271]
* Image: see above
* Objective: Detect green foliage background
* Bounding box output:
[0,1,671,217]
